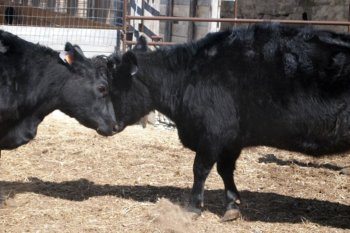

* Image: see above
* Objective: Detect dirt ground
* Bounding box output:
[0,112,349,233]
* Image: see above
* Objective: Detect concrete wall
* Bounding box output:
[222,0,350,32]
[159,0,220,43]
[0,25,117,57]
[194,0,220,40]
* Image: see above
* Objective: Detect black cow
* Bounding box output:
[106,24,350,221]
[5,6,15,25]
[0,30,116,150]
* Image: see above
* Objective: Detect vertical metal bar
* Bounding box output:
[122,0,127,52]
[234,0,238,27]
[141,0,144,33]
[348,4,350,32]
[164,0,173,42]
[188,0,197,42]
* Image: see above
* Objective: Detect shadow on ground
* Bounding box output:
[258,154,346,172]
[0,177,349,229]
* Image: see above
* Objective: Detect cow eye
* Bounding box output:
[97,85,108,96]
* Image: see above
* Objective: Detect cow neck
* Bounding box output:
[23,56,66,117]
[135,49,189,119]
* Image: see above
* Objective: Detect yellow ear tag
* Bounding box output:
[59,51,74,65]
[65,54,73,65]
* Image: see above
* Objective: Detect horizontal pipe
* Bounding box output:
[125,40,176,46]
[126,15,350,26]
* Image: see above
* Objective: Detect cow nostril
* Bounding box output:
[113,123,124,133]
[97,127,102,134]
[113,125,119,133]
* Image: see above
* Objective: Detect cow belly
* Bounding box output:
[258,117,350,156]
[272,135,350,156]
[242,93,350,155]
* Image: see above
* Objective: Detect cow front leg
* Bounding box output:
[217,151,241,221]
[188,151,217,215]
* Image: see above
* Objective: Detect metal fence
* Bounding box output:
[0,0,123,57]
[2,0,350,55]
[123,1,350,50]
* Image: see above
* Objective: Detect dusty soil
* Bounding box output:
[0,112,349,233]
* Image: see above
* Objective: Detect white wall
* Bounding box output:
[0,25,118,57]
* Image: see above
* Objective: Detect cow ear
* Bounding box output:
[60,42,86,65]
[121,51,138,76]
[107,53,122,70]
[133,35,148,52]
[59,51,74,65]
[72,44,85,58]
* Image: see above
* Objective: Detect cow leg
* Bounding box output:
[188,147,217,214]
[217,151,241,221]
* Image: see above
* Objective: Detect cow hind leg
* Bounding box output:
[217,150,242,221]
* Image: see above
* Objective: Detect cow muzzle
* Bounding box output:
[97,123,118,136]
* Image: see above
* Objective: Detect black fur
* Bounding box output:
[108,24,350,218]
[0,30,116,150]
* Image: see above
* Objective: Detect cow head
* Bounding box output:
[105,50,152,133]
[58,43,117,136]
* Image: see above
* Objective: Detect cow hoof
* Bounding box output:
[340,167,350,175]
[186,205,202,215]
[220,208,241,222]
[190,212,201,220]
[186,208,201,220]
